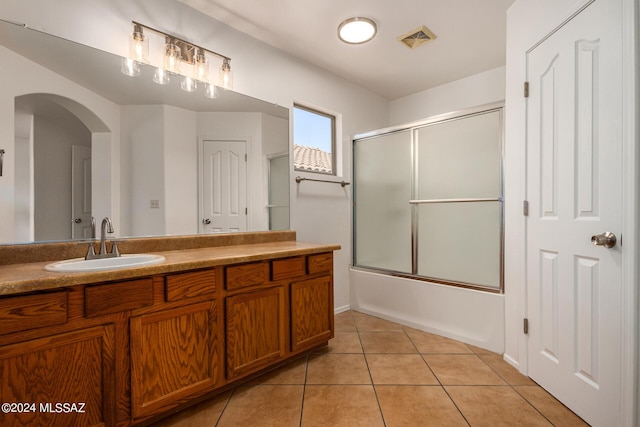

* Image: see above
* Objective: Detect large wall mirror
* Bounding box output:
[0,19,290,245]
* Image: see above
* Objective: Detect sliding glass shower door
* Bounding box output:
[353,129,413,274]
[353,105,503,291]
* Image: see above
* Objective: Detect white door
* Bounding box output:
[71,145,92,239]
[200,140,247,233]
[525,1,623,426]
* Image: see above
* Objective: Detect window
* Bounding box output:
[293,104,336,175]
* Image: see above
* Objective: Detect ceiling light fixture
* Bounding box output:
[122,21,234,95]
[338,17,377,44]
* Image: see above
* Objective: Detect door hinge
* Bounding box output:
[523,318,529,335]
[523,200,529,216]
[524,81,529,98]
[244,153,247,162]
[245,207,248,215]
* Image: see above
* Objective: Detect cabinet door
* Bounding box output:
[225,286,285,379]
[291,276,333,352]
[130,301,219,419]
[0,326,115,427]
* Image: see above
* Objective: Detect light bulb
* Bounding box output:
[129,24,149,63]
[338,18,377,44]
[219,59,233,90]
[164,39,181,74]
[193,48,209,82]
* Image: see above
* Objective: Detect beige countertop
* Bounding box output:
[0,240,340,297]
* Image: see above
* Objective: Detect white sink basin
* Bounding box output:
[45,254,166,272]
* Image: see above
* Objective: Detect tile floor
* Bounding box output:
[154,310,590,426]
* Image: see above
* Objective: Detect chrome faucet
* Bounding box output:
[85,217,120,260]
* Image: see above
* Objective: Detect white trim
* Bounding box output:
[292,99,345,179]
[620,0,639,424]
[334,304,351,315]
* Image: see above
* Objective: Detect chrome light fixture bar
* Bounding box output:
[122,21,233,92]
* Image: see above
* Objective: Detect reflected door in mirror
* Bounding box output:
[201,140,247,233]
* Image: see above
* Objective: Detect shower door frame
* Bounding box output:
[352,102,505,293]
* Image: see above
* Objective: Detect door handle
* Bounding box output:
[591,232,616,249]
[202,218,211,225]
[72,218,82,224]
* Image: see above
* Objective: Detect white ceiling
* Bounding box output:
[179,0,515,100]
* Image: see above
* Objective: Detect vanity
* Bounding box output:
[0,231,339,426]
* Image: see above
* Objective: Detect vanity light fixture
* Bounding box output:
[122,21,234,93]
[338,17,377,44]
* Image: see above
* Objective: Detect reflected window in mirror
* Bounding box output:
[293,104,336,176]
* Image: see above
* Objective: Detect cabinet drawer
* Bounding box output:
[166,270,216,301]
[85,279,153,317]
[226,262,267,290]
[0,291,68,335]
[271,256,306,281]
[308,253,333,275]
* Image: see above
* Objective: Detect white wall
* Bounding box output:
[389,66,506,126]
[34,111,91,241]
[121,105,166,237]
[164,105,198,236]
[13,113,33,242]
[0,46,121,244]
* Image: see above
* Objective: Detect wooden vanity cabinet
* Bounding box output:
[225,284,286,379]
[129,269,222,421]
[223,253,334,380]
[0,247,335,426]
[290,275,333,352]
[0,289,117,427]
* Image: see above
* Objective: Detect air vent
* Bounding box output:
[397,25,437,49]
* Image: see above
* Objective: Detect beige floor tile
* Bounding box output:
[359,331,417,353]
[515,386,590,426]
[250,356,307,385]
[312,331,363,354]
[404,328,473,354]
[376,385,468,426]
[479,353,537,386]
[216,385,303,427]
[353,311,404,331]
[306,353,371,384]
[335,311,357,332]
[366,354,438,385]
[302,385,384,427]
[467,344,495,355]
[446,386,553,426]
[152,391,230,426]
[423,354,506,385]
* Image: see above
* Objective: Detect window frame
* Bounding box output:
[293,103,337,176]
